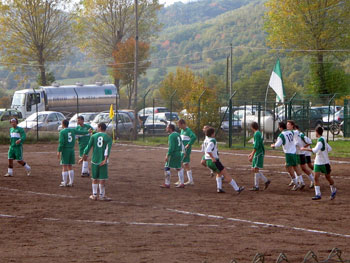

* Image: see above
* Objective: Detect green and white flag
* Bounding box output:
[268,59,285,103]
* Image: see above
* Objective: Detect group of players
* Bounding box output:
[162,119,337,201]
[4,115,337,201]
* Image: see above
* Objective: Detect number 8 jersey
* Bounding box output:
[274,130,296,154]
[83,132,112,165]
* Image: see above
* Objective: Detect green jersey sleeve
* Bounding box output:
[83,135,94,156]
[58,130,66,152]
[19,127,26,143]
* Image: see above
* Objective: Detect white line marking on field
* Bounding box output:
[166,208,350,238]
[0,187,76,199]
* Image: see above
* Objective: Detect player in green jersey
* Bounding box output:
[177,119,197,186]
[248,122,270,191]
[57,119,89,187]
[4,118,31,177]
[160,124,185,188]
[76,115,94,177]
[81,122,112,201]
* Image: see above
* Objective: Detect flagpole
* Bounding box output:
[263,84,269,140]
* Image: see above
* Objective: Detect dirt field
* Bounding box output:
[0,143,350,263]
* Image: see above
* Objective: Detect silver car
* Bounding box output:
[18,111,65,131]
[58,112,98,131]
[91,111,134,137]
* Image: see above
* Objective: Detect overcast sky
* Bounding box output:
[160,0,192,7]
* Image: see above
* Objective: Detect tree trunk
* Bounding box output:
[316,53,327,96]
[38,50,47,86]
[127,84,132,109]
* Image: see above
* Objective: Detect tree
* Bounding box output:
[264,0,350,98]
[0,0,74,86]
[75,0,161,92]
[112,38,151,109]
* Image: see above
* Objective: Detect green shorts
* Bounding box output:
[165,153,182,169]
[285,153,297,167]
[205,159,224,173]
[181,147,191,164]
[8,146,23,161]
[252,152,264,169]
[91,163,108,180]
[314,164,331,174]
[60,148,75,165]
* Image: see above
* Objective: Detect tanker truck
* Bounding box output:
[11,83,118,118]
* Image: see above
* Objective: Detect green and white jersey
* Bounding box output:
[253,130,264,155]
[204,137,219,160]
[9,126,26,147]
[312,136,331,165]
[76,124,93,147]
[180,127,196,148]
[83,132,112,165]
[274,130,296,154]
[58,128,88,152]
[296,130,312,155]
[167,132,184,155]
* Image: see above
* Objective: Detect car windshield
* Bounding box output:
[69,114,78,122]
[93,114,110,123]
[157,108,168,113]
[164,113,179,121]
[26,113,47,122]
[12,93,26,106]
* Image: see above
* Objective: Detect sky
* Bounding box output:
[159,0,192,7]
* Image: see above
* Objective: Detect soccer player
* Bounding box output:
[160,124,185,188]
[301,126,337,200]
[201,125,215,177]
[76,115,94,177]
[271,122,303,190]
[204,127,244,194]
[4,118,31,177]
[177,119,197,185]
[294,124,314,188]
[57,119,89,187]
[248,122,270,191]
[81,122,112,201]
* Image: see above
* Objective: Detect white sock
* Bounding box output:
[165,170,171,185]
[99,184,105,197]
[259,172,268,183]
[68,170,74,185]
[298,175,305,184]
[186,170,193,183]
[315,186,321,196]
[178,169,184,184]
[92,183,98,195]
[62,171,68,184]
[24,163,31,171]
[308,173,314,182]
[82,161,89,173]
[8,168,13,175]
[229,179,239,191]
[254,173,260,188]
[330,185,336,193]
[293,177,298,185]
[216,176,222,190]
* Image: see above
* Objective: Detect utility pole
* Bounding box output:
[133,0,139,139]
[230,43,233,96]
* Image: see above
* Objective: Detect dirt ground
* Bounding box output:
[0,143,350,263]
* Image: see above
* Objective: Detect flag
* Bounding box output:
[268,59,285,103]
[109,104,114,119]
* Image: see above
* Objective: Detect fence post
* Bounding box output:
[228,92,236,148]
[32,88,39,141]
[288,92,297,120]
[344,99,350,137]
[142,89,150,141]
[152,98,155,136]
[327,94,337,142]
[169,90,177,123]
[244,102,247,147]
[197,89,207,144]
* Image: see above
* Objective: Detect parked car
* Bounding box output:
[143,112,179,134]
[293,108,323,129]
[90,111,134,137]
[0,108,23,129]
[313,106,335,118]
[322,107,343,127]
[138,107,169,123]
[58,112,98,131]
[18,111,65,131]
[220,114,242,133]
[119,109,142,131]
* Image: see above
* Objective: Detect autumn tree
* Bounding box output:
[0,0,74,85]
[75,0,161,93]
[112,38,150,109]
[264,0,350,98]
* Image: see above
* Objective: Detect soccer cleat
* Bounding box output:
[299,183,306,190]
[81,173,90,177]
[160,184,170,188]
[174,180,180,185]
[26,169,31,176]
[67,183,73,187]
[89,194,98,200]
[288,180,294,186]
[264,180,271,190]
[236,186,245,195]
[99,196,112,201]
[249,186,259,191]
[291,184,300,191]
[217,188,225,193]
[309,182,314,189]
[330,189,337,200]
[4,173,13,177]
[59,182,67,187]
[184,181,194,186]
[175,183,185,188]
[312,195,322,200]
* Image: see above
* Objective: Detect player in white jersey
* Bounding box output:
[302,126,337,200]
[200,125,215,177]
[271,122,303,190]
[204,127,244,194]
